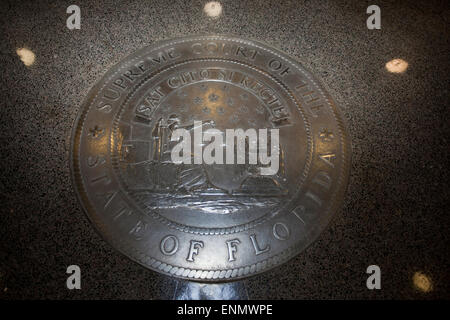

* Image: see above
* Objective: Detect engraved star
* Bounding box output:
[217,107,225,115]
[240,93,249,100]
[319,128,334,142]
[227,97,234,106]
[222,85,230,92]
[208,93,219,102]
[256,105,265,114]
[248,119,257,127]
[239,105,249,113]
[177,90,187,98]
[193,96,203,104]
[200,83,208,92]
[202,106,210,114]
[230,114,239,123]
[89,125,104,139]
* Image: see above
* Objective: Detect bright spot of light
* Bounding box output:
[16,48,35,66]
[204,1,222,18]
[413,271,433,293]
[385,58,408,73]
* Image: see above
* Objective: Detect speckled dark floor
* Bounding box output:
[0,0,449,299]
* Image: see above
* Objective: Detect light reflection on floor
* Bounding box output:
[412,272,433,293]
[385,58,408,73]
[16,48,35,66]
[204,1,223,18]
[174,281,248,300]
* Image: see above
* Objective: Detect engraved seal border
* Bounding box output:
[70,35,351,281]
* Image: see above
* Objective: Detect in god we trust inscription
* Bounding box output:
[70,35,351,281]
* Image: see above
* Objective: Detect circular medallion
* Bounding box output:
[70,35,351,281]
